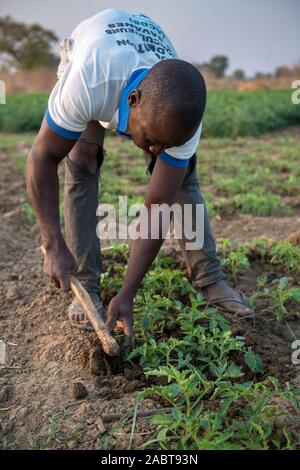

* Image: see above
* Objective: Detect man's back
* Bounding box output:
[70,9,177,65]
[48,9,178,132]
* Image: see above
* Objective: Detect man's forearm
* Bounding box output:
[118,157,187,300]
[25,123,78,289]
[118,204,172,299]
[26,150,65,247]
[120,238,163,299]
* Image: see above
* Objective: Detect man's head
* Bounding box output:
[127,59,206,156]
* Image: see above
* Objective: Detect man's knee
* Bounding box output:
[68,140,104,175]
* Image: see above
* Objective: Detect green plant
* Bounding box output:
[233,191,292,216]
[2,89,300,136]
[121,245,300,450]
[137,374,299,450]
[203,89,300,138]
[251,277,300,322]
[270,242,300,275]
[219,243,250,279]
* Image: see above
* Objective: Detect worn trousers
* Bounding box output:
[64,122,226,294]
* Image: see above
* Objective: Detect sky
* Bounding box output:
[0,0,299,77]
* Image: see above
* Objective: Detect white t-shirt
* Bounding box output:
[47,8,202,164]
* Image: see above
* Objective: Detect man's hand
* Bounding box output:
[42,241,77,291]
[106,294,134,345]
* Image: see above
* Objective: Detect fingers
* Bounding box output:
[51,277,60,289]
[106,307,118,333]
[59,272,70,292]
[119,316,133,348]
[122,316,133,341]
[106,297,134,348]
[49,273,70,291]
[106,312,133,339]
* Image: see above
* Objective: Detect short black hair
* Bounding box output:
[138,59,206,132]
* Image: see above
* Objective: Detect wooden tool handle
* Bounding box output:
[69,276,119,356]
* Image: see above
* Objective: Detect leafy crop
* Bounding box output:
[2,89,299,137]
[100,243,300,450]
[233,191,292,217]
[2,122,300,450]
[251,276,300,322]
[249,238,300,276]
[203,89,300,138]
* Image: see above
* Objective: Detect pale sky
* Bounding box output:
[0,0,299,77]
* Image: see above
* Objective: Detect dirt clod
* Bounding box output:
[89,348,111,376]
[95,418,106,434]
[230,322,244,336]
[0,385,13,403]
[288,229,300,246]
[5,286,23,301]
[72,381,88,400]
[123,366,143,380]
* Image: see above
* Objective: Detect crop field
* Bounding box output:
[1,91,300,450]
[1,89,300,137]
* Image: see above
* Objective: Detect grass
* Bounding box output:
[1,89,299,137]
[0,132,35,149]
[27,413,87,450]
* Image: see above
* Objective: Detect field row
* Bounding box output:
[2,128,299,220]
[1,89,299,137]
[1,129,300,449]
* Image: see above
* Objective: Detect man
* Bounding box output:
[26,9,253,340]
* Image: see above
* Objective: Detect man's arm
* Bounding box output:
[106,158,186,340]
[26,118,78,290]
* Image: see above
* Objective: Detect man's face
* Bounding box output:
[126,89,197,156]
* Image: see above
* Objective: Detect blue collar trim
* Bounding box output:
[117,68,150,137]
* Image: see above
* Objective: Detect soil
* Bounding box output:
[0,139,300,449]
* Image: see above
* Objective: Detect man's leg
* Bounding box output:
[144,152,253,317]
[64,121,105,327]
[176,155,253,316]
[175,155,226,286]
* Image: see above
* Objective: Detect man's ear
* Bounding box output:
[127,88,142,108]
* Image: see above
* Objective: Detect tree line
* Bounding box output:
[0,16,298,80]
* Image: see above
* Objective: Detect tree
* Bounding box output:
[275,66,291,78]
[0,16,59,69]
[254,71,272,79]
[194,55,229,79]
[232,69,245,80]
[209,55,229,78]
